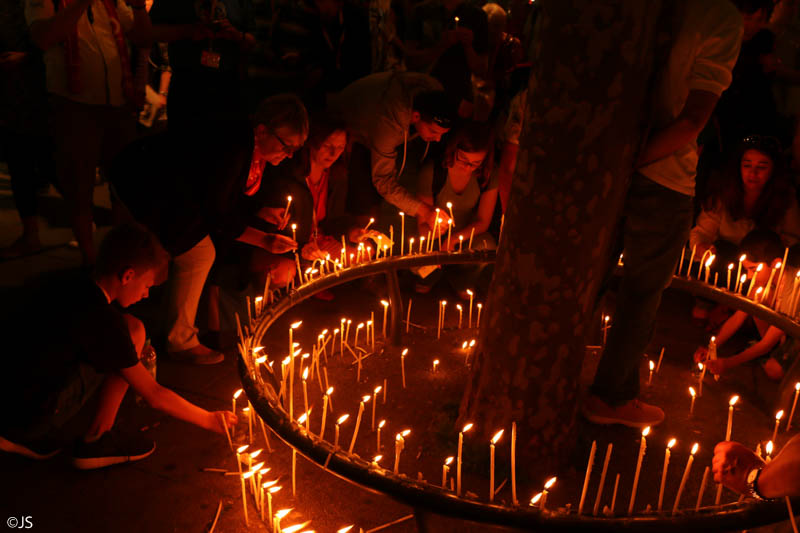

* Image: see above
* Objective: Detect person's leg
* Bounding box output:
[588,175,693,419]
[165,235,223,364]
[1,128,43,256]
[51,97,103,264]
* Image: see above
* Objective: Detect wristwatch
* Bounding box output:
[746,467,768,501]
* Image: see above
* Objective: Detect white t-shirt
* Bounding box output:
[638,0,743,197]
[26,0,134,107]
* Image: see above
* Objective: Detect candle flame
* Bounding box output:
[373,455,383,463]
[469,339,476,347]
[378,420,386,428]
[356,323,364,330]
[445,456,454,465]
[466,289,473,296]
[263,479,278,488]
[269,485,282,494]
[491,429,505,444]
[705,255,715,267]
[380,300,389,307]
[441,300,447,306]
[462,341,468,349]
[275,509,292,519]
[667,438,677,448]
[433,359,439,367]
[689,386,696,398]
[291,223,297,230]
[776,409,784,420]
[756,286,763,295]
[291,321,302,329]
[740,254,746,262]
[243,471,255,479]
[766,441,774,455]
[757,263,764,272]
[259,467,269,475]
[297,411,310,424]
[255,296,263,302]
[642,426,651,437]
[251,464,265,476]
[321,329,328,336]
[728,263,734,270]
[374,385,382,394]
[797,271,800,278]
[649,360,655,370]
[477,303,482,308]
[242,407,250,413]
[326,387,334,395]
[250,449,262,459]
[729,395,739,406]
[530,492,543,505]
[362,395,371,403]
[698,362,704,371]
[741,274,747,282]
[237,445,249,453]
[302,368,309,380]
[604,315,610,323]
[776,262,782,269]
[302,353,310,360]
[711,336,716,342]
[337,414,349,425]
[544,476,557,489]
[399,212,404,217]
[234,389,243,399]
[287,196,292,202]
[690,443,699,455]
[337,526,355,533]
[255,355,267,364]
[401,429,411,437]
[447,201,453,209]
[463,423,474,433]
[456,304,462,310]
[795,382,800,391]
[253,346,264,353]
[282,357,291,365]
[283,521,311,533]
[402,348,409,356]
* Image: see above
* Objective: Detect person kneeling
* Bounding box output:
[0,225,236,469]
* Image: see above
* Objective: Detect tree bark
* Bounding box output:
[459,0,663,477]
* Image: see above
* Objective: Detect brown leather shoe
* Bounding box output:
[168,344,224,365]
[582,395,664,428]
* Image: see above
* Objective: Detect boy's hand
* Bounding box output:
[693,346,708,363]
[706,357,729,375]
[712,441,765,494]
[210,411,238,434]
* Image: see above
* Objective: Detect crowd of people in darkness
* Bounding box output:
[0,0,798,500]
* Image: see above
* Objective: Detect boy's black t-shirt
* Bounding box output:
[1,272,139,424]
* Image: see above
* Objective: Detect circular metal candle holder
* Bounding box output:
[239,250,799,532]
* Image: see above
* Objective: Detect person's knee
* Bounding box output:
[122,314,146,357]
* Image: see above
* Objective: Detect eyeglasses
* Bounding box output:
[268,127,303,155]
[742,135,782,154]
[455,150,483,169]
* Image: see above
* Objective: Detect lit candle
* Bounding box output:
[348,395,370,454]
[756,286,764,303]
[698,362,706,397]
[704,254,715,283]
[371,386,381,430]
[469,227,475,250]
[419,236,425,254]
[393,429,410,474]
[530,492,542,509]
[656,346,665,373]
[364,217,375,232]
[747,264,764,298]
[241,470,253,525]
[401,348,408,389]
[302,368,310,432]
[406,298,412,333]
[772,410,784,443]
[264,485,281,524]
[476,303,483,328]
[540,476,557,512]
[766,440,774,461]
[647,360,655,386]
[738,274,747,295]
[763,262,779,302]
[288,321,302,420]
[678,245,686,276]
[457,423,473,496]
[456,304,463,328]
[255,296,263,316]
[334,414,349,449]
[511,421,518,505]
[409,237,415,256]
[442,456,454,488]
[282,195,293,226]
[432,359,439,373]
[459,235,464,252]
[689,386,696,416]
[628,426,650,515]
[775,248,789,303]
[466,289,474,328]
[657,438,677,511]
[602,315,610,346]
[377,419,385,451]
[381,300,389,339]
[243,406,253,444]
[291,223,297,243]
[489,429,504,502]
[736,254,746,292]
[592,443,613,516]
[274,508,291,533]
[727,263,734,291]
[354,322,364,349]
[695,466,710,511]
[725,395,739,440]
[320,386,333,440]
[672,443,698,514]
[398,212,405,256]
[787,382,800,431]
[578,440,597,514]
[372,454,383,468]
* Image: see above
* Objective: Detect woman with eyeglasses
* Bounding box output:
[690,136,800,263]
[413,121,499,295]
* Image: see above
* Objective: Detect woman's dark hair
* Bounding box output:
[704,136,794,230]
[293,112,348,178]
[442,120,495,187]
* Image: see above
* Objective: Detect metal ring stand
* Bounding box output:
[238,250,799,532]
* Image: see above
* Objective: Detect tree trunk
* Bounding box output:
[459,1,663,477]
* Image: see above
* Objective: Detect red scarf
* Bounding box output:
[62,0,135,104]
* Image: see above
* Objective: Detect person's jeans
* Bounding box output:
[166,235,216,352]
[590,174,693,405]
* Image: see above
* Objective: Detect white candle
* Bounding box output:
[678,245,686,276]
[459,235,464,252]
[698,362,706,397]
[766,440,774,461]
[787,382,800,431]
[695,466,709,510]
[399,212,405,255]
[334,414,349,449]
[602,315,610,346]
[656,347,665,373]
[401,348,408,389]
[456,304,463,328]
[288,321,302,420]
[727,263,734,291]
[772,410,784,443]
[726,395,739,440]
[689,386,696,416]
[476,303,483,328]
[578,440,597,514]
[738,273,747,295]
[736,254,746,292]
[442,457,453,488]
[657,438,676,511]
[348,396,370,454]
[540,476,557,512]
[371,386,381,430]
[320,387,333,440]
[592,443,613,516]
[302,368,310,432]
[610,473,621,515]
[687,245,697,279]
[377,419,385,451]
[489,429,504,502]
[393,430,410,474]
[457,423,473,496]
[672,443,698,514]
[628,426,649,515]
[647,360,655,386]
[241,470,253,525]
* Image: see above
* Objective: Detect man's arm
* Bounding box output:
[719,325,785,370]
[27,0,92,50]
[125,1,153,47]
[637,89,720,168]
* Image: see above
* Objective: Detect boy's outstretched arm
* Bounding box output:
[708,326,785,374]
